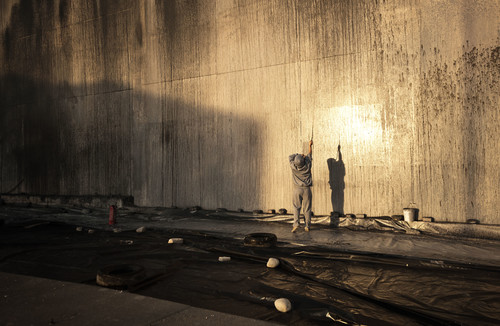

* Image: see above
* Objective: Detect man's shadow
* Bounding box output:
[327,145,345,225]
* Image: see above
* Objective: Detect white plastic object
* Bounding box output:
[136,226,146,233]
[267,258,280,268]
[218,256,231,262]
[274,298,292,312]
[168,238,184,244]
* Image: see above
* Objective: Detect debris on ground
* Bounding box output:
[266,258,280,268]
[274,298,292,312]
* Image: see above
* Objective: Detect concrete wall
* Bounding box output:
[1,0,499,223]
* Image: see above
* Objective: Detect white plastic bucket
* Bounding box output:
[403,208,418,222]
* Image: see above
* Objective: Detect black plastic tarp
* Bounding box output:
[1,220,499,325]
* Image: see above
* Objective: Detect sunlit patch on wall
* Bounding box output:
[314,105,385,164]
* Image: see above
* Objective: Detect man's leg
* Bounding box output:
[303,187,312,229]
[292,187,302,230]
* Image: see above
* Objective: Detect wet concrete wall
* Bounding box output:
[1,0,499,223]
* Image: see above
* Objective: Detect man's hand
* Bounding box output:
[309,140,313,146]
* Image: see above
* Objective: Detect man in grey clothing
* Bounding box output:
[289,140,313,232]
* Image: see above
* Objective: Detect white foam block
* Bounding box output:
[274,298,292,312]
[267,258,280,268]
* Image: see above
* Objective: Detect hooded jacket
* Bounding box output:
[289,153,312,187]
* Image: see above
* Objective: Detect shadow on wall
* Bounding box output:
[0,74,263,210]
[133,88,263,210]
[0,0,264,210]
[0,74,134,196]
[327,144,345,216]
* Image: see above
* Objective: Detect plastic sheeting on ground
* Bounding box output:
[1,219,499,325]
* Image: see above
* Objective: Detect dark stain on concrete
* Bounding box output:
[135,20,142,46]
[491,46,500,70]
[58,0,70,25]
[2,27,11,60]
[15,0,35,34]
[417,43,500,220]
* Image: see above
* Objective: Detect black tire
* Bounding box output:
[244,233,277,247]
[278,208,287,215]
[96,264,146,288]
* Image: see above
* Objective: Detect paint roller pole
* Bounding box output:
[304,130,313,155]
[305,112,313,153]
[311,109,314,142]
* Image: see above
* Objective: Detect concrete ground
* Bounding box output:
[0,272,278,326]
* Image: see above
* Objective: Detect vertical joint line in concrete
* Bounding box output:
[0,142,2,192]
[126,6,133,197]
[161,91,165,204]
[295,0,302,138]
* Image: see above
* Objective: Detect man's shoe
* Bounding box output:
[305,227,310,232]
[291,226,299,233]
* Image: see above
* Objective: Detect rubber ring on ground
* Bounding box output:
[243,233,277,247]
[96,264,146,288]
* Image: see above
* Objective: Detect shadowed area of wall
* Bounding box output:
[0,0,499,222]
